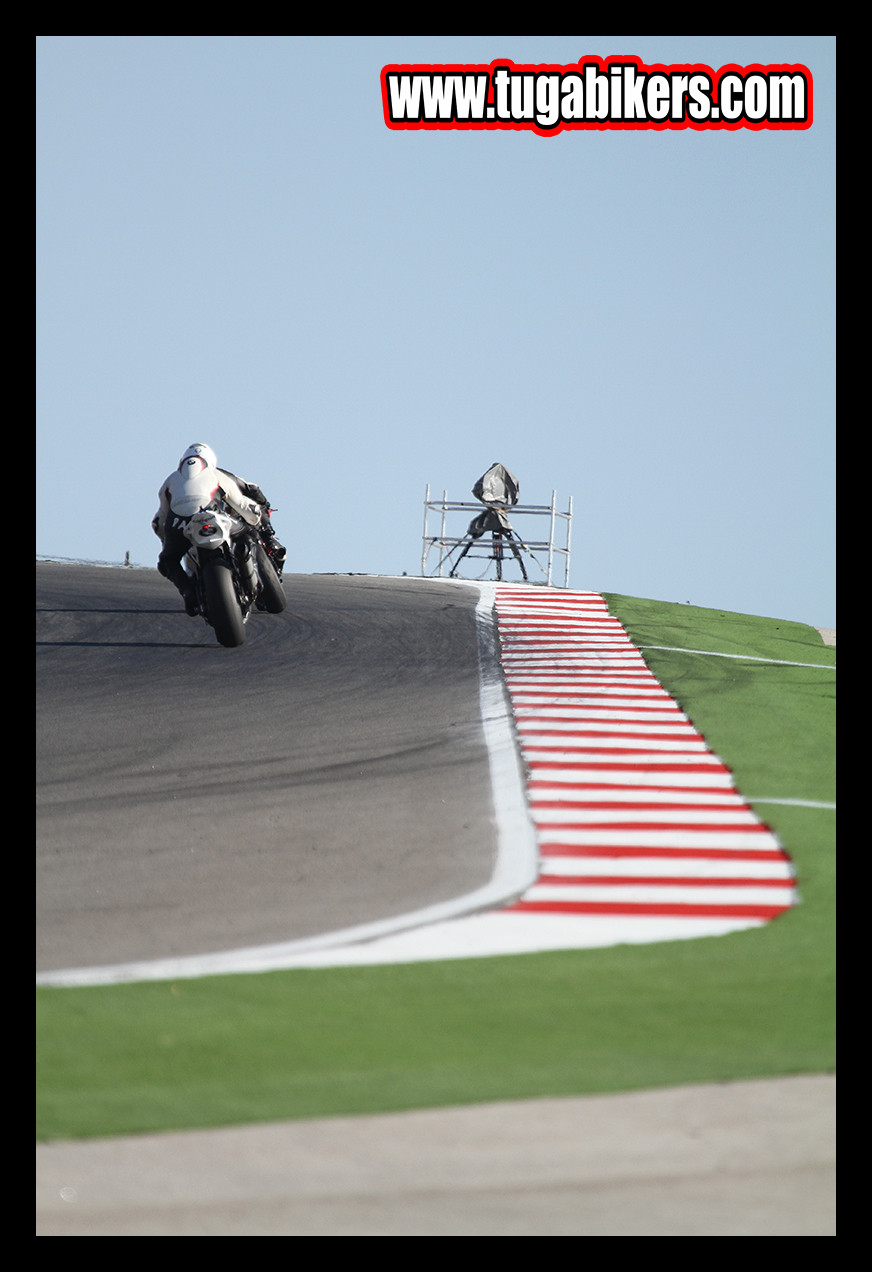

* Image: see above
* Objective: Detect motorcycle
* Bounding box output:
[181,500,286,647]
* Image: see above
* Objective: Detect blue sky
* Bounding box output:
[36,36,835,628]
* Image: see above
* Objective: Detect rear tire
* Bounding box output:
[203,558,246,647]
[256,543,287,613]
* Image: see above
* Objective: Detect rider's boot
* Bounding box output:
[159,556,199,616]
[260,519,286,575]
[181,579,199,616]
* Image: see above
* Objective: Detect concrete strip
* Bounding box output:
[35,1074,835,1236]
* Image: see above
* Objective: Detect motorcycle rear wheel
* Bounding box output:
[256,543,287,613]
[202,558,246,647]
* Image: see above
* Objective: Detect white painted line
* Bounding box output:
[747,797,836,810]
[514,709,689,722]
[521,738,712,751]
[517,719,700,734]
[539,855,796,879]
[638,645,835,670]
[507,677,662,686]
[528,788,749,805]
[520,705,678,715]
[522,740,721,752]
[523,882,797,906]
[531,808,764,825]
[243,911,767,966]
[533,830,783,848]
[530,772,738,788]
[511,692,681,703]
[498,661,648,671]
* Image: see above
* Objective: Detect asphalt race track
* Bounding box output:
[36,563,499,976]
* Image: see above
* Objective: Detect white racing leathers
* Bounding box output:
[152,464,262,542]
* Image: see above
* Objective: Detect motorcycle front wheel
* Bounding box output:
[202,557,246,647]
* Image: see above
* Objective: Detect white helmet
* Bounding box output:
[179,442,217,471]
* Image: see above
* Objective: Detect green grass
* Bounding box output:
[36,594,835,1141]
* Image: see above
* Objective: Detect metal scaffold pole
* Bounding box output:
[421,484,430,577]
[547,490,556,586]
[564,493,573,587]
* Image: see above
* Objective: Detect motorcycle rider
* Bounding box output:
[152,443,287,615]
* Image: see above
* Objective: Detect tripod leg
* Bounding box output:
[491,533,503,581]
[506,532,529,581]
[449,538,474,577]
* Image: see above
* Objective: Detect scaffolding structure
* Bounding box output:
[421,485,573,587]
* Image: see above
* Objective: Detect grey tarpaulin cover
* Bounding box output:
[473,463,520,509]
[468,464,520,537]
